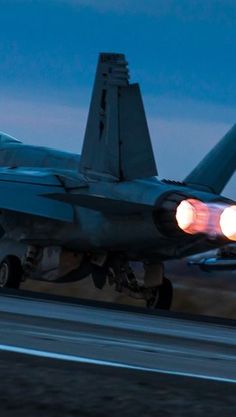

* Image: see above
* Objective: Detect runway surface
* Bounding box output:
[0,289,236,383]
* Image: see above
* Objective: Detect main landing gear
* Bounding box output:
[146,277,173,310]
[91,256,173,310]
[0,255,23,289]
[0,248,173,311]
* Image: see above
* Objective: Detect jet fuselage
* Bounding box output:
[0,140,228,260]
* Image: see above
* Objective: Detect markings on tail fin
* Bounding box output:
[79,53,157,181]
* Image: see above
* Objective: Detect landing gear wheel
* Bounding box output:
[0,255,23,289]
[155,277,173,310]
[91,264,107,289]
[147,277,173,310]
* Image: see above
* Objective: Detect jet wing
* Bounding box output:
[0,168,87,222]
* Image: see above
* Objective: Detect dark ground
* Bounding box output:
[0,352,236,417]
[3,259,236,416]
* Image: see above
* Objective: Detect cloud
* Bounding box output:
[148,115,229,179]
[0,95,87,153]
[1,0,235,108]
[52,0,236,22]
[145,95,236,125]
[4,0,236,22]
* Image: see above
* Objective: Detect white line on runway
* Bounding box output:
[0,343,235,385]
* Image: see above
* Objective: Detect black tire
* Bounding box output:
[0,255,23,289]
[155,277,173,310]
[91,264,107,289]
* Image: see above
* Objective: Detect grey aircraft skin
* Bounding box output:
[0,52,236,309]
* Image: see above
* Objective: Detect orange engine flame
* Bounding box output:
[220,205,236,241]
[176,199,236,240]
[176,199,209,235]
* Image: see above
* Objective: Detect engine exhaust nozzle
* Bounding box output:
[176,198,209,235]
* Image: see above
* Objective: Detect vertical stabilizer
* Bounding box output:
[79,53,157,181]
[185,125,236,193]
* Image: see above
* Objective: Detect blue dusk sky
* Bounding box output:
[0,0,236,196]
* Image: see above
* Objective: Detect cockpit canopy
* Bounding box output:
[0,132,22,145]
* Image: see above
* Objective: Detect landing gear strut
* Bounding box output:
[0,255,23,289]
[106,257,173,310]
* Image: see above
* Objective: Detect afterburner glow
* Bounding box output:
[176,199,209,235]
[176,200,195,232]
[176,199,236,239]
[220,205,236,241]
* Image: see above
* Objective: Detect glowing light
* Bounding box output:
[176,200,195,232]
[220,205,236,241]
[176,199,209,235]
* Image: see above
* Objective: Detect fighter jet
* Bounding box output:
[0,52,236,309]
